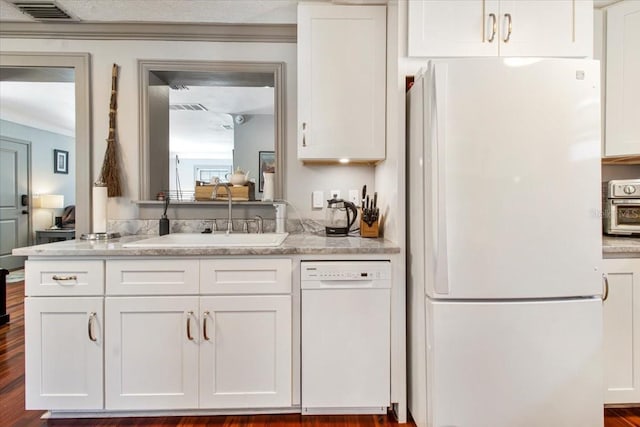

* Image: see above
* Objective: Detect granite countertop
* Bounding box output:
[603,235,640,256]
[13,233,401,257]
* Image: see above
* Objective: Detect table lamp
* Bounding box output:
[40,194,64,229]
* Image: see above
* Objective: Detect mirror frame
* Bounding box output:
[0,52,92,234]
[138,60,285,201]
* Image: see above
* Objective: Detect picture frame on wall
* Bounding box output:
[54,149,69,174]
[258,151,275,192]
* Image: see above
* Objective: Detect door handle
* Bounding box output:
[602,274,609,302]
[503,13,512,43]
[21,210,29,215]
[487,13,497,43]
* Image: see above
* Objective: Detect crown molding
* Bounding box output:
[0,21,296,43]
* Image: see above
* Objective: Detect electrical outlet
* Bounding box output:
[312,191,324,209]
[330,190,341,199]
[348,189,360,207]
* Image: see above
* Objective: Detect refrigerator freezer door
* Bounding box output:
[425,297,603,427]
[424,59,602,299]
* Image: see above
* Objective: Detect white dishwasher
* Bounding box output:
[301,261,391,415]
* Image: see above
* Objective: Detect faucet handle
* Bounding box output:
[242,221,249,233]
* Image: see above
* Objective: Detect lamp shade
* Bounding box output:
[40,194,64,209]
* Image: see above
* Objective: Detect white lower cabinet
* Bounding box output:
[105,296,200,410]
[603,258,640,404]
[199,295,292,408]
[25,297,104,410]
[104,258,293,411]
[25,257,293,413]
[105,295,292,410]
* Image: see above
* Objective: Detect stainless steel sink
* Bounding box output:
[122,232,289,248]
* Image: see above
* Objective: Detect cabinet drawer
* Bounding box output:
[200,259,292,294]
[106,260,199,295]
[25,260,104,296]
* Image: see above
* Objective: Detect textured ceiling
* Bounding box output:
[0,0,300,23]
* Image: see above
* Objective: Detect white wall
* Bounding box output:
[0,37,377,223]
[0,119,76,230]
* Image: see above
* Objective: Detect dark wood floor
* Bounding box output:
[2,280,640,426]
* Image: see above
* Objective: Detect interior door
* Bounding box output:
[0,137,30,270]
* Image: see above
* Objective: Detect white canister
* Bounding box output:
[262,172,275,202]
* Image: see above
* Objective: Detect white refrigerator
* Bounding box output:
[407,59,604,427]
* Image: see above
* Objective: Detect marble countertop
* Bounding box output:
[13,233,400,257]
[603,235,640,256]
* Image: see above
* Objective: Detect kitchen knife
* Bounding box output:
[373,192,377,209]
[361,185,367,208]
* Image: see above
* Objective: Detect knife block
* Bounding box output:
[360,215,379,238]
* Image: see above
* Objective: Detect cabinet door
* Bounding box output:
[199,295,292,408]
[25,297,103,410]
[604,1,640,157]
[603,259,640,404]
[105,296,199,410]
[498,0,592,57]
[297,4,386,162]
[408,0,499,57]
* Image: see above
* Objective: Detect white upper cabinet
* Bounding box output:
[408,0,593,58]
[297,4,386,162]
[604,0,640,157]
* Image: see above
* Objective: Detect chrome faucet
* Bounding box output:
[211,182,233,233]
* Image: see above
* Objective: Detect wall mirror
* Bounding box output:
[139,60,285,202]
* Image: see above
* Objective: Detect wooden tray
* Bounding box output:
[195,182,255,201]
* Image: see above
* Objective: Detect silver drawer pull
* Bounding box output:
[186,311,194,341]
[88,312,97,342]
[52,275,78,281]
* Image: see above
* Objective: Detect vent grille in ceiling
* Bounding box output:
[10,1,77,21]
[169,104,208,112]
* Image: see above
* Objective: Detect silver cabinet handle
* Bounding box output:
[602,274,609,301]
[203,311,211,341]
[186,311,194,341]
[88,312,97,342]
[488,13,497,43]
[52,275,77,281]
[503,13,512,43]
[302,122,307,147]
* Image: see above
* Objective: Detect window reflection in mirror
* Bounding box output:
[139,61,284,202]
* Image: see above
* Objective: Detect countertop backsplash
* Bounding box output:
[107,218,326,236]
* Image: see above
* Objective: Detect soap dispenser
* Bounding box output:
[159,197,170,236]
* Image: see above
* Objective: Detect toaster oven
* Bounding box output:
[603,179,640,236]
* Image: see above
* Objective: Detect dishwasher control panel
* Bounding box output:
[301,261,391,282]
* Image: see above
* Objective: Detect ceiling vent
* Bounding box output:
[169,104,208,112]
[9,1,77,21]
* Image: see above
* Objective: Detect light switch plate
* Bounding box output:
[312,191,324,209]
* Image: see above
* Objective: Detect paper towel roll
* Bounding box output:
[92,185,108,233]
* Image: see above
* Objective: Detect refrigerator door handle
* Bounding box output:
[602,274,609,301]
[431,63,450,295]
